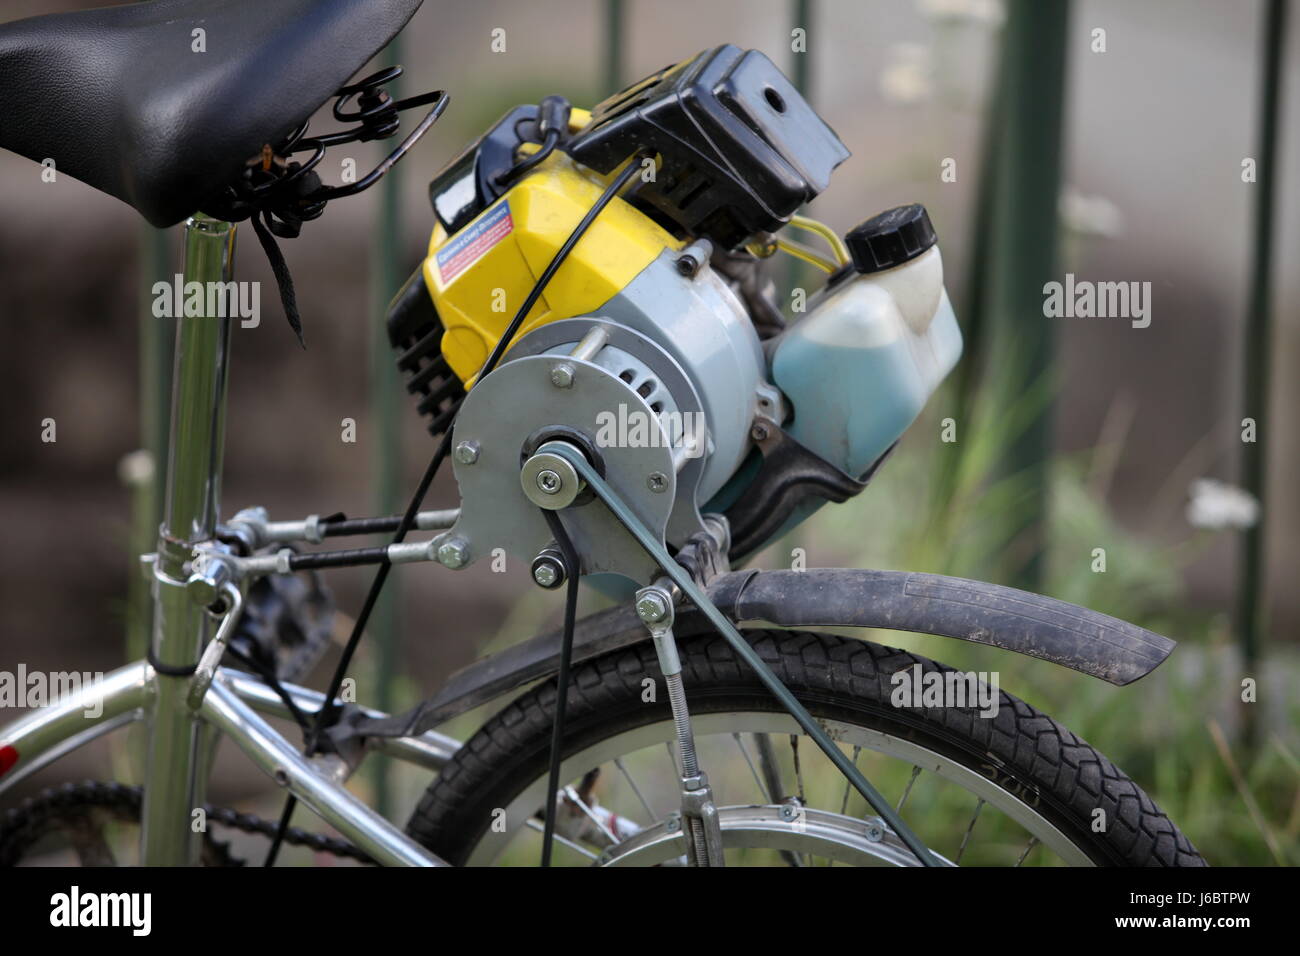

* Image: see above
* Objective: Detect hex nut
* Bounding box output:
[454,440,480,465]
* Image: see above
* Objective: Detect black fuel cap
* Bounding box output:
[845,203,937,274]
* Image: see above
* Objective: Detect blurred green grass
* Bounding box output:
[747,387,1299,866]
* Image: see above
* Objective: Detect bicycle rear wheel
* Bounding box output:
[407,629,1205,867]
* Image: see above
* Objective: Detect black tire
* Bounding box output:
[407,629,1205,867]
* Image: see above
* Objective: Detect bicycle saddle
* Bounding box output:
[0,0,423,227]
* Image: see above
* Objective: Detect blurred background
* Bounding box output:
[1,0,1296,865]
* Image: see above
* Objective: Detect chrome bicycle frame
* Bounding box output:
[0,216,452,866]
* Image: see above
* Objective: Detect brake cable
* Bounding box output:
[261,148,654,866]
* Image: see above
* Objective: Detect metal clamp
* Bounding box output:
[186,581,246,710]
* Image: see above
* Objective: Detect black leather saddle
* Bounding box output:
[0,0,423,226]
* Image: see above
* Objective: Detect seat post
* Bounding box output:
[141,214,236,866]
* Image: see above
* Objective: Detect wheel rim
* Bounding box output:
[461,711,1095,867]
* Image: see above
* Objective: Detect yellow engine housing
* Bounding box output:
[421,151,682,387]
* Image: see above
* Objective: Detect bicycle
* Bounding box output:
[0,0,1204,867]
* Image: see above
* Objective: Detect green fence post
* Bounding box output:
[983,0,1069,591]
[604,0,625,92]
[786,0,813,297]
[1235,0,1287,701]
[928,27,1006,538]
[128,226,174,663]
[119,225,173,783]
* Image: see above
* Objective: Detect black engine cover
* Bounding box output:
[565,45,849,249]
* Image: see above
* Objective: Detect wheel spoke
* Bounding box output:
[1016,835,1040,867]
[524,817,599,862]
[839,745,862,815]
[789,734,807,803]
[732,733,769,803]
[613,756,657,821]
[753,733,802,866]
[753,733,785,802]
[562,785,619,845]
[897,765,923,813]
[954,797,985,865]
[664,741,680,777]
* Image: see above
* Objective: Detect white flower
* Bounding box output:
[1186,478,1259,531]
[880,44,933,105]
[1060,189,1125,239]
[917,0,1005,26]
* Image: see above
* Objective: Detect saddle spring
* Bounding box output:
[205,66,449,345]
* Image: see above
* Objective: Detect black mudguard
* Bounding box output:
[365,568,1175,739]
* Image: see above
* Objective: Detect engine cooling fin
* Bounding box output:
[386,269,464,438]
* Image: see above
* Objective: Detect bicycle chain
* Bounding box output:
[0,780,376,866]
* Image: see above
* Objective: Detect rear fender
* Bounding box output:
[385,568,1174,735]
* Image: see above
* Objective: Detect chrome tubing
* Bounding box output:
[200,677,446,866]
[0,661,152,796]
[141,215,237,866]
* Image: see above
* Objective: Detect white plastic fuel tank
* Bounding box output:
[770,204,962,482]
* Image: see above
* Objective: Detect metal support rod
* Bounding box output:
[231,537,440,576]
[636,585,724,866]
[569,324,610,362]
[141,215,236,866]
[319,508,458,537]
[1235,0,1287,684]
[546,442,939,866]
[225,507,458,548]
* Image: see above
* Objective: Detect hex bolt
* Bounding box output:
[646,471,669,493]
[550,363,575,389]
[536,470,563,495]
[437,537,470,569]
[636,591,670,624]
[454,440,480,465]
[532,559,562,589]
